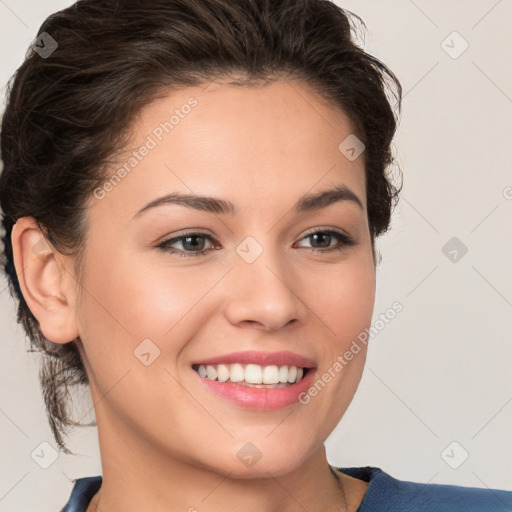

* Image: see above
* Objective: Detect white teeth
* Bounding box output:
[287,366,297,383]
[195,363,307,385]
[217,364,229,382]
[230,363,244,382]
[245,364,262,384]
[262,365,279,384]
[206,365,217,380]
[278,365,289,383]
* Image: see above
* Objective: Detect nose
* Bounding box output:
[223,246,306,332]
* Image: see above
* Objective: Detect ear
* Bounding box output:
[11,217,79,344]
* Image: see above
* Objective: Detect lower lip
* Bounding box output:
[194,368,316,410]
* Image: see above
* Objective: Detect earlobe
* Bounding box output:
[11,217,79,344]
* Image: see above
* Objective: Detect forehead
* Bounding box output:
[87,80,366,222]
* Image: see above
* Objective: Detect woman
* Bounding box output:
[0,0,510,511]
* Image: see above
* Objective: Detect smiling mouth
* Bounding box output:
[192,363,309,388]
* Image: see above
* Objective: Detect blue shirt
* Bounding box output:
[60,466,512,511]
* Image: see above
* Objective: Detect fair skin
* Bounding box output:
[12,80,376,511]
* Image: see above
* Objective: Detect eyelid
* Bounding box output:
[164,232,218,244]
[155,228,217,246]
[299,226,351,239]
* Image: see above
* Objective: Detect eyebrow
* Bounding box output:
[133,184,363,218]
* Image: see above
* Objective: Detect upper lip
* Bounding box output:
[192,350,316,368]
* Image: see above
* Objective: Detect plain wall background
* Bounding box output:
[1,1,511,510]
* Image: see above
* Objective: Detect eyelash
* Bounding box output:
[157,229,355,257]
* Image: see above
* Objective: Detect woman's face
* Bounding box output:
[75,79,376,476]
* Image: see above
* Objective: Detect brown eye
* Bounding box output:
[295,230,355,252]
[158,233,218,257]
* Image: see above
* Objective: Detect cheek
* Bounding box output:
[296,256,375,404]
[75,249,229,383]
[74,254,204,428]
[77,250,207,336]
[299,255,376,345]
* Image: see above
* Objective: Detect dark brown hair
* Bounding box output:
[0,0,401,451]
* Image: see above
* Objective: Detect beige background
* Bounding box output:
[1,1,511,510]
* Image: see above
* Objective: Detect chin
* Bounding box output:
[188,430,320,480]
